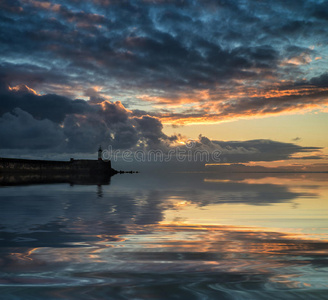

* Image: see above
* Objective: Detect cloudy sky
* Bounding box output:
[0,0,327,170]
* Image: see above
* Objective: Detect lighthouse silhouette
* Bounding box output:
[98,146,103,161]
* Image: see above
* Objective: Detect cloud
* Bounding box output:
[0,85,90,123]
[0,80,172,153]
[0,1,327,163]
[0,80,323,165]
[134,116,167,146]
[206,163,328,173]
[155,82,328,125]
[0,0,327,125]
[310,73,328,87]
[197,136,323,163]
[0,108,64,150]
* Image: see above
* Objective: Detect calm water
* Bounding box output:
[0,172,327,299]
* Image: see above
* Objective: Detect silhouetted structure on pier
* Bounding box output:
[0,146,140,186]
[0,157,117,176]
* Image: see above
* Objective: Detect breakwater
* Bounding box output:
[0,157,117,175]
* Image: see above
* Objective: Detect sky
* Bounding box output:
[0,0,328,171]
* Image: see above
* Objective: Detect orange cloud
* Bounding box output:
[23,0,61,12]
[281,53,312,66]
[137,89,211,106]
[149,83,328,125]
[9,84,39,95]
[158,103,328,125]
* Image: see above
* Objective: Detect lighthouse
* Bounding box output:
[98,146,103,161]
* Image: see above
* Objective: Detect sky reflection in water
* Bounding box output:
[0,173,327,300]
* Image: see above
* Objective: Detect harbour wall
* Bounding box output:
[0,158,115,175]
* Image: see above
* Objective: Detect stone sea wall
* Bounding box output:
[0,158,114,175]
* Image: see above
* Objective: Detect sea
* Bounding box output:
[0,172,327,299]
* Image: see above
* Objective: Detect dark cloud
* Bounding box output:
[0,0,327,161]
[0,79,170,152]
[0,79,322,164]
[134,116,167,146]
[0,83,89,123]
[1,0,327,108]
[199,137,323,163]
[310,73,328,87]
[0,108,64,150]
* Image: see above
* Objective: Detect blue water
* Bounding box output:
[0,172,328,299]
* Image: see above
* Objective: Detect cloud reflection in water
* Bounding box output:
[0,173,327,299]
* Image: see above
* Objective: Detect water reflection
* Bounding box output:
[0,172,327,299]
[0,173,112,186]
